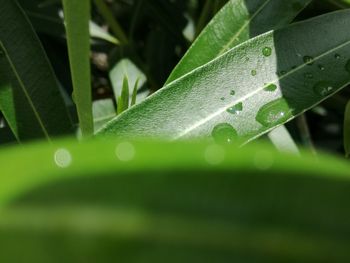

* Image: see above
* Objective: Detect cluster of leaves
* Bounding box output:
[0,0,350,261]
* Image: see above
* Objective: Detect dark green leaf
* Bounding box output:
[0,0,72,141]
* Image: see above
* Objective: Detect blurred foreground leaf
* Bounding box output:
[0,139,350,262]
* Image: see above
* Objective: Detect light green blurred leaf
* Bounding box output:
[93,99,116,132]
[0,139,350,261]
[109,58,147,102]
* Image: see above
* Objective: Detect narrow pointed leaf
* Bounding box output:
[166,0,312,84]
[0,140,350,261]
[0,0,72,141]
[117,76,129,115]
[98,11,350,142]
[63,0,93,137]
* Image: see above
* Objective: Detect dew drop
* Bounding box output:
[251,69,257,76]
[211,123,238,144]
[230,90,236,96]
[304,72,313,79]
[54,148,72,168]
[303,56,314,65]
[335,53,341,59]
[318,65,325,71]
[227,102,243,115]
[262,47,272,57]
[255,98,293,127]
[345,59,350,73]
[264,83,277,92]
[313,81,334,97]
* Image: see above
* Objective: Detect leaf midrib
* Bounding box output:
[218,0,273,56]
[0,41,51,141]
[173,36,350,139]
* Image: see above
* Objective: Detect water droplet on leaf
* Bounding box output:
[318,65,325,71]
[212,123,238,144]
[220,97,225,101]
[304,73,313,79]
[303,56,314,65]
[230,90,236,96]
[251,70,257,76]
[335,54,341,59]
[262,47,272,57]
[313,81,334,97]
[227,102,243,115]
[256,98,293,127]
[264,83,277,92]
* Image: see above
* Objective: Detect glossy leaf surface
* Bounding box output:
[166,0,312,84]
[98,11,350,143]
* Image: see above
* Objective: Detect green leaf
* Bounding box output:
[109,59,147,102]
[345,100,350,157]
[131,78,140,106]
[0,139,350,261]
[166,0,312,85]
[93,0,128,44]
[62,0,93,137]
[117,76,129,115]
[89,21,119,45]
[98,10,350,143]
[0,0,72,141]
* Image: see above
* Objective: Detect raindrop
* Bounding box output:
[251,70,257,76]
[303,56,314,65]
[115,142,135,162]
[262,47,272,57]
[304,72,313,79]
[318,65,325,71]
[264,83,277,92]
[230,90,236,96]
[227,102,243,115]
[256,98,293,127]
[335,54,341,59]
[313,81,334,97]
[211,123,238,144]
[54,148,72,168]
[345,59,350,73]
